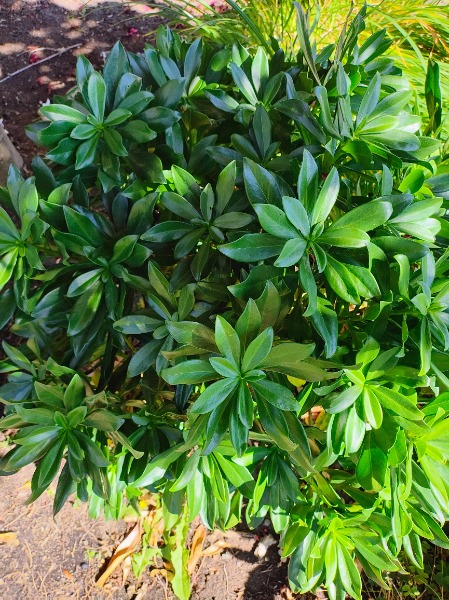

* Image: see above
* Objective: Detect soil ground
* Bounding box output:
[0,460,297,600]
[0,0,163,168]
[0,2,304,598]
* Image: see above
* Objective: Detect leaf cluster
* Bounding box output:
[1,8,449,600]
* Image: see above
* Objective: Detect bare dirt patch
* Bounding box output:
[0,0,162,167]
[0,461,300,599]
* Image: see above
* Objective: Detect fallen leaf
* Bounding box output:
[201,540,231,556]
[96,521,142,587]
[187,524,207,575]
[149,567,172,580]
[148,518,164,547]
[122,555,132,585]
[62,569,74,580]
[280,585,296,600]
[0,532,19,546]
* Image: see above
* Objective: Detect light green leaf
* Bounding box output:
[190,378,238,414]
[310,168,340,226]
[254,204,299,239]
[215,316,241,365]
[40,104,86,124]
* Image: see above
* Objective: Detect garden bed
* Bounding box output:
[0,3,300,598]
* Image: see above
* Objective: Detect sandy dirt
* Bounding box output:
[0,460,298,599]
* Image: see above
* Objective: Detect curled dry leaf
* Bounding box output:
[187,524,207,575]
[279,585,296,600]
[97,520,142,588]
[122,555,132,585]
[201,539,231,557]
[148,517,165,547]
[187,526,232,575]
[0,531,19,546]
[150,567,172,580]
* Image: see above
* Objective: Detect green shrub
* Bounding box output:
[153,0,449,134]
[1,5,449,599]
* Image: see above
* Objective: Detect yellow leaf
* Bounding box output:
[0,531,19,546]
[287,375,306,387]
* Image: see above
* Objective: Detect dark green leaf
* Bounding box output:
[219,233,284,262]
[128,339,163,377]
[243,159,282,207]
[252,379,298,411]
[68,281,103,336]
[241,328,273,373]
[162,359,218,385]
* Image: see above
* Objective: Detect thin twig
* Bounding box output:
[0,44,81,85]
[223,564,230,599]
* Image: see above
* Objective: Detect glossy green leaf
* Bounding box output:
[230,62,258,104]
[219,233,283,262]
[310,168,340,226]
[190,378,238,414]
[162,359,218,385]
[241,327,273,373]
[128,339,164,377]
[40,104,86,124]
[243,159,282,207]
[68,281,103,336]
[254,204,299,239]
[87,72,106,121]
[371,386,424,421]
[252,379,298,411]
[215,316,241,365]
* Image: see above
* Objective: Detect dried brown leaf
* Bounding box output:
[62,569,74,580]
[187,524,207,575]
[201,540,231,556]
[122,555,132,585]
[96,521,142,588]
[149,567,173,580]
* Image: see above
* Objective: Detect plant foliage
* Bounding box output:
[152,0,449,134]
[1,6,449,600]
